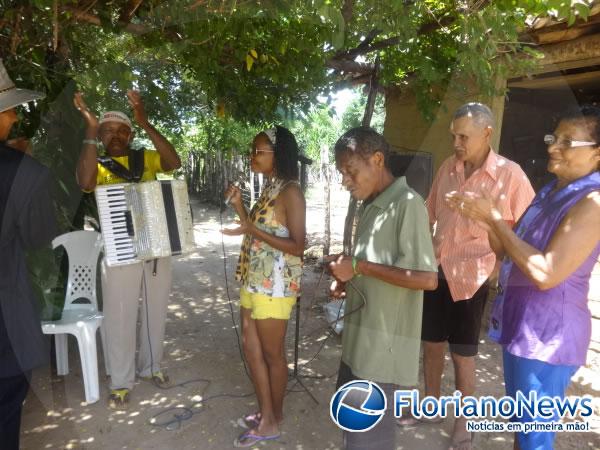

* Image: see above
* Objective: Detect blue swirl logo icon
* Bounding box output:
[330,380,387,432]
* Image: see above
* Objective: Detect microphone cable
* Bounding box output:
[218,203,251,379]
[145,198,370,430]
[142,202,254,432]
[291,269,368,380]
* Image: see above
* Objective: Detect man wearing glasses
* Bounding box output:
[410,102,535,450]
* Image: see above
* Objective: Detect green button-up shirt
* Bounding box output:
[341,176,437,386]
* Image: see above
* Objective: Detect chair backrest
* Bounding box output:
[52,231,103,312]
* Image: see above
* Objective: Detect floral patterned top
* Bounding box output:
[235,178,303,298]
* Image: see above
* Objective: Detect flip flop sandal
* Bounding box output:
[233,429,281,448]
[108,388,130,410]
[141,371,171,388]
[237,412,261,429]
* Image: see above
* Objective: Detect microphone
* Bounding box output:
[224,180,241,207]
[224,190,235,207]
[223,170,246,210]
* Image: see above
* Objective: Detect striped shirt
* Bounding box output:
[426,149,535,301]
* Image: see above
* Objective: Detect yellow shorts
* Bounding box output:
[240,287,297,320]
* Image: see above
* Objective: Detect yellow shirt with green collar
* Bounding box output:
[96,150,164,186]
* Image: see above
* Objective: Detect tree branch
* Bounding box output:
[10,6,23,56]
[118,0,145,24]
[333,28,381,60]
[341,0,354,24]
[330,13,455,65]
[361,55,381,127]
[418,13,455,34]
[334,73,375,89]
[326,58,374,74]
[53,0,59,51]
[62,5,149,34]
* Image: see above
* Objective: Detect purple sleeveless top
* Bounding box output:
[489,171,600,366]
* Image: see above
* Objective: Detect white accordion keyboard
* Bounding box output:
[95,180,196,266]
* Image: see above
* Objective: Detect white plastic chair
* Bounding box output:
[41,231,104,404]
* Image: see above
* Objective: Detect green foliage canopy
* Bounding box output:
[2,0,595,128]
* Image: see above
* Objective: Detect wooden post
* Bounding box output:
[343,55,381,256]
[324,165,331,256]
[321,144,331,256]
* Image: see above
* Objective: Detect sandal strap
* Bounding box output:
[110,389,129,402]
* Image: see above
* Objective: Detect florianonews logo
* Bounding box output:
[330,380,387,432]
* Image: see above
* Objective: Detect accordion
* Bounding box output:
[95,180,196,266]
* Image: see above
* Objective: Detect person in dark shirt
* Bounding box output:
[0,59,57,450]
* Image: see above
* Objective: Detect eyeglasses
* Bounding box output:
[250,146,274,156]
[544,134,598,149]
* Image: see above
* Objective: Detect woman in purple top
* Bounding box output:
[448,105,600,450]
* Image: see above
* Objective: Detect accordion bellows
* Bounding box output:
[96,180,196,266]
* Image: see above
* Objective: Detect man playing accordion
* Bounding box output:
[74,90,181,409]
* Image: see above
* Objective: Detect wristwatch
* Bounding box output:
[82,139,99,147]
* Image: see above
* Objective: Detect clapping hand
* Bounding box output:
[445,190,502,227]
[127,90,148,126]
[73,92,99,130]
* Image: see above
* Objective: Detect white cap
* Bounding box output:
[99,111,132,128]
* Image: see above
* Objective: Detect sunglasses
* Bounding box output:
[544,134,598,149]
[250,146,274,156]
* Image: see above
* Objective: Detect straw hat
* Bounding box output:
[0,59,45,113]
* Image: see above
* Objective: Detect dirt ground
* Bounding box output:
[20,187,600,450]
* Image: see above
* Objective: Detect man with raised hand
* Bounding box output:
[74,90,181,409]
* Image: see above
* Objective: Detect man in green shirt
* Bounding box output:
[328,127,437,450]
